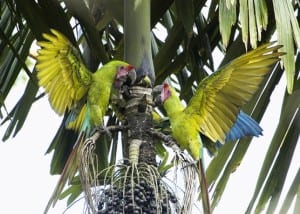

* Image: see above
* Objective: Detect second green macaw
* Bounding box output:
[36,29,136,211]
[160,43,283,214]
[160,43,283,160]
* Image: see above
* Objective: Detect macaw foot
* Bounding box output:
[152,84,164,106]
[95,126,112,139]
[177,156,200,172]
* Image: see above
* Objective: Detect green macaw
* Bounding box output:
[36,29,136,211]
[160,43,283,160]
[160,43,283,213]
[37,29,135,132]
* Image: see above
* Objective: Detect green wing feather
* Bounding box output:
[36,29,92,116]
[184,42,283,143]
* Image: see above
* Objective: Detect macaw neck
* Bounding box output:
[93,66,117,83]
[163,93,185,118]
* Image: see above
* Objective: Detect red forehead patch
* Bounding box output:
[127,64,134,70]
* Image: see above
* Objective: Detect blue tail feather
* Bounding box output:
[65,104,92,135]
[65,110,77,126]
[225,111,263,142]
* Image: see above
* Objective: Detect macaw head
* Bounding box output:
[114,63,136,88]
[160,83,172,103]
[160,83,184,114]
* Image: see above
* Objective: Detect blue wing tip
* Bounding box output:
[225,111,263,142]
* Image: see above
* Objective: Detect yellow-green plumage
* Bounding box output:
[162,43,283,160]
[36,29,135,212]
[162,86,203,159]
[36,29,134,132]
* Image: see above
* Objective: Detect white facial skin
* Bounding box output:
[114,65,136,88]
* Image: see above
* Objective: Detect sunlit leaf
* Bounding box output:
[273,0,300,93]
[219,0,236,47]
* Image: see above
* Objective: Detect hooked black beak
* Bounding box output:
[114,67,136,88]
[152,84,164,106]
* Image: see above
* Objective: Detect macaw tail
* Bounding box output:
[66,104,88,131]
[66,104,96,138]
[225,111,263,142]
[44,131,85,213]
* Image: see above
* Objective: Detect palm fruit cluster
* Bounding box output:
[97,179,178,213]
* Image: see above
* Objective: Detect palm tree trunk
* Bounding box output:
[123,0,156,165]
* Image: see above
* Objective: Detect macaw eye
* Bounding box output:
[119,66,125,70]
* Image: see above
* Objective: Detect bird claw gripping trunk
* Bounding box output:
[123,85,156,165]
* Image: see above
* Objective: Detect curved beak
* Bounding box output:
[115,64,136,88]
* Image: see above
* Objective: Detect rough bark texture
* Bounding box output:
[123,85,156,165]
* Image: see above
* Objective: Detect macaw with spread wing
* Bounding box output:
[37,29,135,133]
[160,43,283,160]
[36,29,136,211]
[160,43,283,213]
